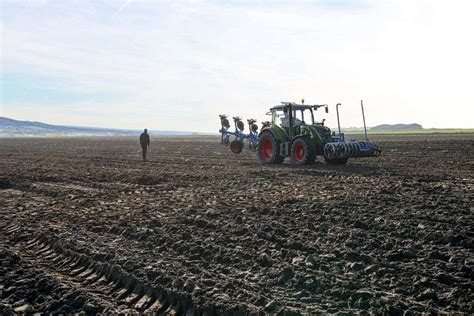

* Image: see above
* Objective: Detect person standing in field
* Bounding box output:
[139,128,150,161]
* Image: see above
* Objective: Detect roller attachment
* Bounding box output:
[336,143,349,159]
[324,141,382,160]
[324,143,336,160]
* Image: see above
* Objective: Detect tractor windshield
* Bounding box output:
[272,107,314,127]
[293,108,314,125]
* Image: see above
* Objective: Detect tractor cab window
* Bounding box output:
[272,110,285,125]
[294,108,315,125]
[293,110,304,125]
[279,110,300,128]
[273,107,315,127]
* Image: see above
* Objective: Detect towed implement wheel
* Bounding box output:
[336,143,349,159]
[290,137,316,165]
[324,142,347,164]
[258,131,284,164]
[230,140,243,154]
[324,143,336,160]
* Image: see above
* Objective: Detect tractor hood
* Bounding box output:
[260,124,331,145]
[299,124,331,145]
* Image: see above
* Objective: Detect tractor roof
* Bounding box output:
[270,102,313,111]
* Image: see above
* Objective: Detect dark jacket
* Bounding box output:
[140,132,150,147]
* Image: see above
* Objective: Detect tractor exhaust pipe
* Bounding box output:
[361,100,369,142]
[336,103,342,141]
[288,104,293,139]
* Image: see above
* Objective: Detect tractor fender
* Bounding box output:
[258,126,288,142]
[291,134,311,142]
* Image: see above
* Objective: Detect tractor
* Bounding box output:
[258,101,333,164]
[219,100,381,165]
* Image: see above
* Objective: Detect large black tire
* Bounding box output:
[290,137,316,165]
[257,131,284,164]
[325,157,348,165]
[230,140,243,154]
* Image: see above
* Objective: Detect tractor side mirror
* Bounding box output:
[325,106,328,113]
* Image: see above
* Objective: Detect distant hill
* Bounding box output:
[0,117,208,137]
[370,123,423,132]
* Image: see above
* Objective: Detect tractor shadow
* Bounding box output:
[245,160,389,177]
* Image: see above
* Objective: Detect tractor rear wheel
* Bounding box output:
[258,131,284,164]
[290,137,316,165]
[230,140,243,154]
[325,157,348,165]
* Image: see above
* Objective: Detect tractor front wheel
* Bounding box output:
[290,137,316,165]
[258,131,284,164]
[230,140,243,154]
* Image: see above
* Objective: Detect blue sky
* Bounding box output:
[1,0,473,131]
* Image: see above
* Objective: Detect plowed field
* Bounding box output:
[1,134,473,314]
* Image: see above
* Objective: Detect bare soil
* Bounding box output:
[1,134,473,314]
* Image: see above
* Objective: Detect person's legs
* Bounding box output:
[142,145,147,160]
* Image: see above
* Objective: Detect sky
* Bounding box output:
[1,0,473,132]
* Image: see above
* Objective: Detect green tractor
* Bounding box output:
[219,100,381,165]
[257,101,340,165]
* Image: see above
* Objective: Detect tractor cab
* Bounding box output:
[267,102,329,140]
[270,104,314,128]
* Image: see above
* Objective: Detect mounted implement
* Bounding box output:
[322,101,381,164]
[219,115,259,154]
[219,100,381,165]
